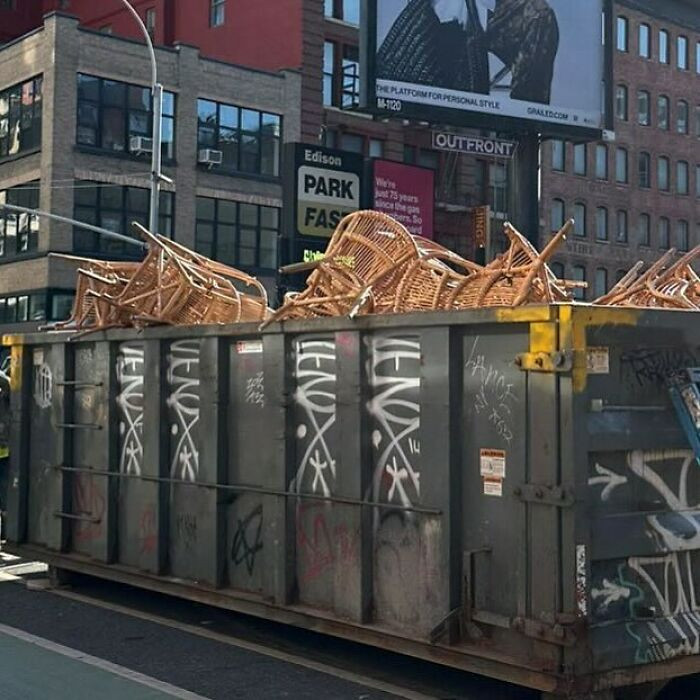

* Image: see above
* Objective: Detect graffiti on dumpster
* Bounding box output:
[465,337,517,444]
[620,348,700,388]
[292,340,337,497]
[116,344,144,476]
[167,340,200,482]
[33,363,53,409]
[589,449,700,663]
[367,337,421,510]
[231,504,264,576]
[244,371,265,408]
[296,503,358,584]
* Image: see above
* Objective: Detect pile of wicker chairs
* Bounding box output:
[595,244,700,309]
[265,210,581,326]
[53,223,271,334]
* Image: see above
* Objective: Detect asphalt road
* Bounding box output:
[2,553,700,700]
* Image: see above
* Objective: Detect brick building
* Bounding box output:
[541,0,700,301]
[0,13,300,331]
[9,0,499,256]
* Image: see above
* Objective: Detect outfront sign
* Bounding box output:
[432,131,517,159]
[292,145,364,238]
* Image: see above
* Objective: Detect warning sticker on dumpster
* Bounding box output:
[32,349,44,366]
[236,341,263,355]
[480,448,506,478]
[586,347,609,374]
[483,477,503,497]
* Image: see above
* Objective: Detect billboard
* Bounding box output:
[363,0,606,136]
[372,160,434,238]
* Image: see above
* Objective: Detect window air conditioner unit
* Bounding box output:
[198,148,223,166]
[130,136,154,154]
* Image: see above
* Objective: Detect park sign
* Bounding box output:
[432,131,517,159]
[286,144,364,238]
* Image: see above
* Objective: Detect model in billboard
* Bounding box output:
[377,0,559,105]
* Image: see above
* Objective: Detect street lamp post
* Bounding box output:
[118,0,163,234]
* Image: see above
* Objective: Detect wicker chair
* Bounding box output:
[264,210,420,326]
[49,254,139,332]
[448,220,574,309]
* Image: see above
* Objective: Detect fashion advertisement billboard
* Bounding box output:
[363,0,606,135]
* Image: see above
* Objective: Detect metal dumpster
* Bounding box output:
[3,305,700,698]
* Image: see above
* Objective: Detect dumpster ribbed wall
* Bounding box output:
[7,307,700,697]
[584,319,700,673]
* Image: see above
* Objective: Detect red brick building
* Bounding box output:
[541,0,700,301]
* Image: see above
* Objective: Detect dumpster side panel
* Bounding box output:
[583,315,700,674]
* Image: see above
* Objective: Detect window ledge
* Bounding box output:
[0,250,44,267]
[75,144,177,167]
[196,165,280,184]
[0,147,41,168]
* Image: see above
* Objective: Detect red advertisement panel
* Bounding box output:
[372,160,435,239]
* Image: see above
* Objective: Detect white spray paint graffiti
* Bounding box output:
[464,337,517,444]
[116,344,144,476]
[34,363,53,409]
[367,338,421,508]
[293,340,336,497]
[167,340,200,482]
[588,463,628,501]
[245,371,265,408]
[590,449,700,662]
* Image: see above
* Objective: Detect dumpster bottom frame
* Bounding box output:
[8,543,700,697]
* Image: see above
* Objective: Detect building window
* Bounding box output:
[638,213,650,247]
[638,152,651,188]
[678,35,688,69]
[616,16,628,52]
[595,144,608,179]
[77,74,175,160]
[637,90,650,125]
[615,210,628,243]
[677,100,689,134]
[615,84,628,121]
[551,262,564,279]
[0,76,43,159]
[323,42,334,107]
[573,144,586,176]
[615,147,628,184]
[197,99,281,176]
[73,181,174,258]
[145,8,155,40]
[595,268,608,298]
[659,217,670,249]
[677,220,689,251]
[658,156,670,191]
[323,41,359,108]
[659,29,669,64]
[573,202,586,236]
[0,182,39,259]
[324,0,360,24]
[195,197,280,271]
[596,207,608,241]
[572,265,586,300]
[369,139,383,159]
[551,140,565,171]
[658,95,669,130]
[210,0,225,27]
[677,161,689,195]
[0,289,76,325]
[639,23,650,58]
[551,199,564,231]
[487,162,508,215]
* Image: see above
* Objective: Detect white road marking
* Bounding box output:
[51,588,437,700]
[0,622,210,700]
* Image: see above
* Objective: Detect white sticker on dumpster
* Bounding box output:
[236,341,263,355]
[483,477,503,497]
[586,347,609,374]
[480,448,506,478]
[32,349,44,366]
